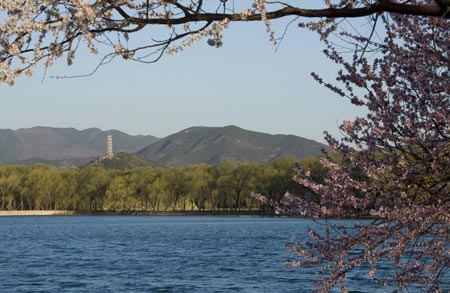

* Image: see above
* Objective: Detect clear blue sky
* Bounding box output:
[0,20,363,143]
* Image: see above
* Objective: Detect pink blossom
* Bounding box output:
[261,13,450,292]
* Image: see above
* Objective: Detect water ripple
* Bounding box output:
[1,216,444,292]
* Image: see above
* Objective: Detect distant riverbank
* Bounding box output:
[0,210,275,217]
[0,210,76,216]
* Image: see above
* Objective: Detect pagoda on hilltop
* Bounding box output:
[106,132,114,158]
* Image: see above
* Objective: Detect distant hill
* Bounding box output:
[0,125,327,167]
[83,152,161,169]
[0,127,159,164]
[137,125,327,166]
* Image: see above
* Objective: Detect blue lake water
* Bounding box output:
[0,216,419,292]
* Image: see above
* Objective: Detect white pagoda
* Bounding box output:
[106,132,114,158]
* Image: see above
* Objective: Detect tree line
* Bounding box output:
[0,156,325,212]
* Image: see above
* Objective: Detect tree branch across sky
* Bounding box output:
[1,0,450,85]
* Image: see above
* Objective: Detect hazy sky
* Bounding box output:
[1,20,363,143]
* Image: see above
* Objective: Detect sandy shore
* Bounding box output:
[0,210,75,216]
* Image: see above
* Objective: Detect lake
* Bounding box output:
[0,216,393,292]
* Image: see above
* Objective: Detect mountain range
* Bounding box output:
[0,127,158,165]
[137,125,326,166]
[0,126,327,167]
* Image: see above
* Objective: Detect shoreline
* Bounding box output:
[0,210,76,216]
[0,210,275,217]
[0,210,375,219]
